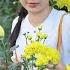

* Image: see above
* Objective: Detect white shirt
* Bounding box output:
[11,8,70,65]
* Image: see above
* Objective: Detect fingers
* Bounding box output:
[47,64,54,69]
[11,54,21,63]
[56,63,66,70]
[11,56,19,63]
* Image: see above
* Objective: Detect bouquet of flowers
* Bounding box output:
[54,0,70,12]
[21,26,60,70]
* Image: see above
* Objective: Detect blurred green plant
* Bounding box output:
[0,0,21,41]
[50,0,68,12]
[0,0,22,70]
[0,25,21,70]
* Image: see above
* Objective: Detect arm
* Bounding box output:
[11,50,21,63]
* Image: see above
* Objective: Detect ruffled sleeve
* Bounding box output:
[62,13,70,65]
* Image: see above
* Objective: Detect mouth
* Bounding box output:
[27,2,40,8]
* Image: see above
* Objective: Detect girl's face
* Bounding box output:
[19,0,50,14]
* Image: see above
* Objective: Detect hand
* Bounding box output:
[46,62,66,70]
[55,63,66,70]
[11,53,21,64]
[47,64,55,69]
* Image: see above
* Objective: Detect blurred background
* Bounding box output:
[0,0,21,41]
[0,0,21,70]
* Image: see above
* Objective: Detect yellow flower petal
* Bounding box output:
[0,25,5,40]
[66,64,70,70]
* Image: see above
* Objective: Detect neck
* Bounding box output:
[28,6,52,27]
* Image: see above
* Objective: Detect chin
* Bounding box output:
[27,8,43,14]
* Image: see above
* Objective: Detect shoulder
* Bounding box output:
[62,13,70,40]
[11,16,19,33]
[53,8,66,15]
[57,10,66,18]
[55,9,70,25]
[63,13,70,24]
[52,8,66,21]
[63,13,70,29]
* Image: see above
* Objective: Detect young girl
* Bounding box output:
[9,0,70,70]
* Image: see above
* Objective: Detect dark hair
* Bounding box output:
[9,7,28,47]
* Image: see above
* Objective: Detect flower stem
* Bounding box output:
[31,56,33,70]
[43,39,46,44]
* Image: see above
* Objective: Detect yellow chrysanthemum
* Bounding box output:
[36,32,47,39]
[0,25,5,40]
[45,47,60,64]
[22,41,60,67]
[55,0,70,11]
[35,54,48,66]
[27,34,33,40]
[22,41,46,59]
[66,64,70,70]
[55,0,64,8]
[35,47,60,66]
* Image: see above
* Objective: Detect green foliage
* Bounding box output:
[50,0,68,12]
[0,39,11,70]
[8,63,21,70]
[0,0,21,41]
[0,0,21,70]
